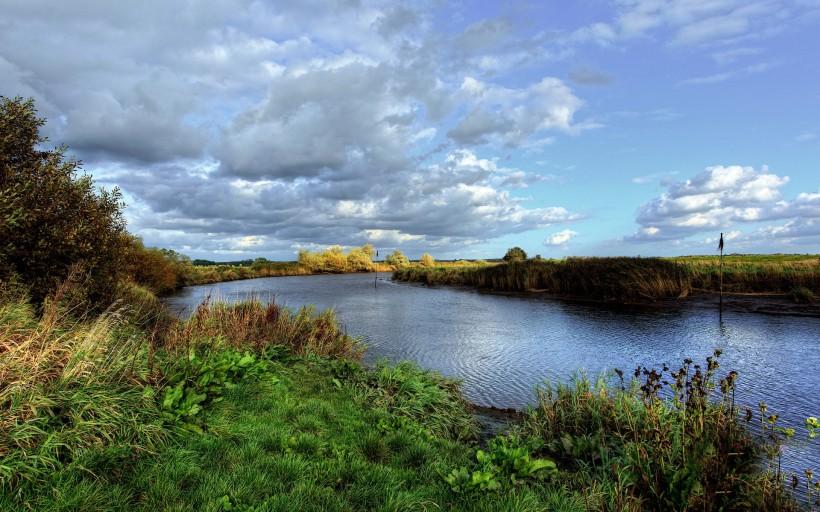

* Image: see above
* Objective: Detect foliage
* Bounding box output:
[385,249,410,268]
[503,247,527,263]
[0,96,127,308]
[298,244,376,273]
[519,351,812,510]
[444,436,557,493]
[790,286,816,304]
[123,236,194,295]
[419,252,435,267]
[0,288,167,491]
[160,347,281,432]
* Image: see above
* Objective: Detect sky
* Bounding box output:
[1,0,819,260]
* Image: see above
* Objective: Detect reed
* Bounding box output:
[394,256,820,302]
[164,297,363,360]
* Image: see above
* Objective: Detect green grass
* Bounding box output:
[2,291,814,511]
[3,357,589,512]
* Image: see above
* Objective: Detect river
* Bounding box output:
[164,272,820,474]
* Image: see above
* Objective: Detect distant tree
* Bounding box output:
[123,236,192,294]
[503,247,527,263]
[346,247,374,271]
[298,249,322,271]
[361,243,376,259]
[419,253,435,267]
[0,97,127,307]
[386,249,409,268]
[321,246,348,272]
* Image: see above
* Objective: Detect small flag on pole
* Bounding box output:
[717,232,724,252]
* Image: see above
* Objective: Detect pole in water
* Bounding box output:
[375,275,377,288]
[718,232,724,314]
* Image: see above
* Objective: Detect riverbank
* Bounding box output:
[2,289,815,511]
[182,261,394,289]
[393,256,820,314]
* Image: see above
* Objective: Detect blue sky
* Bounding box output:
[1,0,819,260]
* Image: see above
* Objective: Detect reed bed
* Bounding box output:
[394,256,820,302]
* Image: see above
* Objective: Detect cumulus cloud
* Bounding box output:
[628,166,820,245]
[0,1,592,258]
[447,76,593,147]
[544,229,578,246]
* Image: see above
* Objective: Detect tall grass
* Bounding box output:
[0,284,362,492]
[394,256,820,302]
[518,351,807,510]
[0,285,166,491]
[164,297,363,359]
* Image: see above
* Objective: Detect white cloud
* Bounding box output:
[448,76,593,146]
[628,166,820,244]
[568,0,809,48]
[544,229,578,246]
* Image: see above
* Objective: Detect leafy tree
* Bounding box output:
[419,253,435,267]
[123,236,192,295]
[298,249,322,271]
[386,249,409,268]
[0,97,127,307]
[346,248,374,271]
[361,243,375,259]
[321,246,348,272]
[503,247,527,263]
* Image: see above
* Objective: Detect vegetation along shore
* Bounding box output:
[393,247,820,310]
[2,97,819,510]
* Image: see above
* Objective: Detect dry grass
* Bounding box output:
[163,297,363,360]
[394,256,820,301]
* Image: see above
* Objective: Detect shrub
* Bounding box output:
[503,247,527,263]
[123,236,193,295]
[0,97,127,308]
[386,250,410,268]
[419,253,435,267]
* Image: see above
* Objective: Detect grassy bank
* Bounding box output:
[393,255,820,303]
[183,260,394,288]
[2,285,816,511]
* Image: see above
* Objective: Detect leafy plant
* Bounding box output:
[444,436,557,493]
[160,347,280,431]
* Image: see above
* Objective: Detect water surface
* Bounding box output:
[165,272,820,472]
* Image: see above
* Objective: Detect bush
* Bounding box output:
[0,97,127,308]
[386,250,410,268]
[123,236,193,295]
[419,253,435,267]
[503,247,527,263]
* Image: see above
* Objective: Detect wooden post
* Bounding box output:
[718,232,724,313]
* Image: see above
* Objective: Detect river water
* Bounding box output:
[164,272,820,473]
